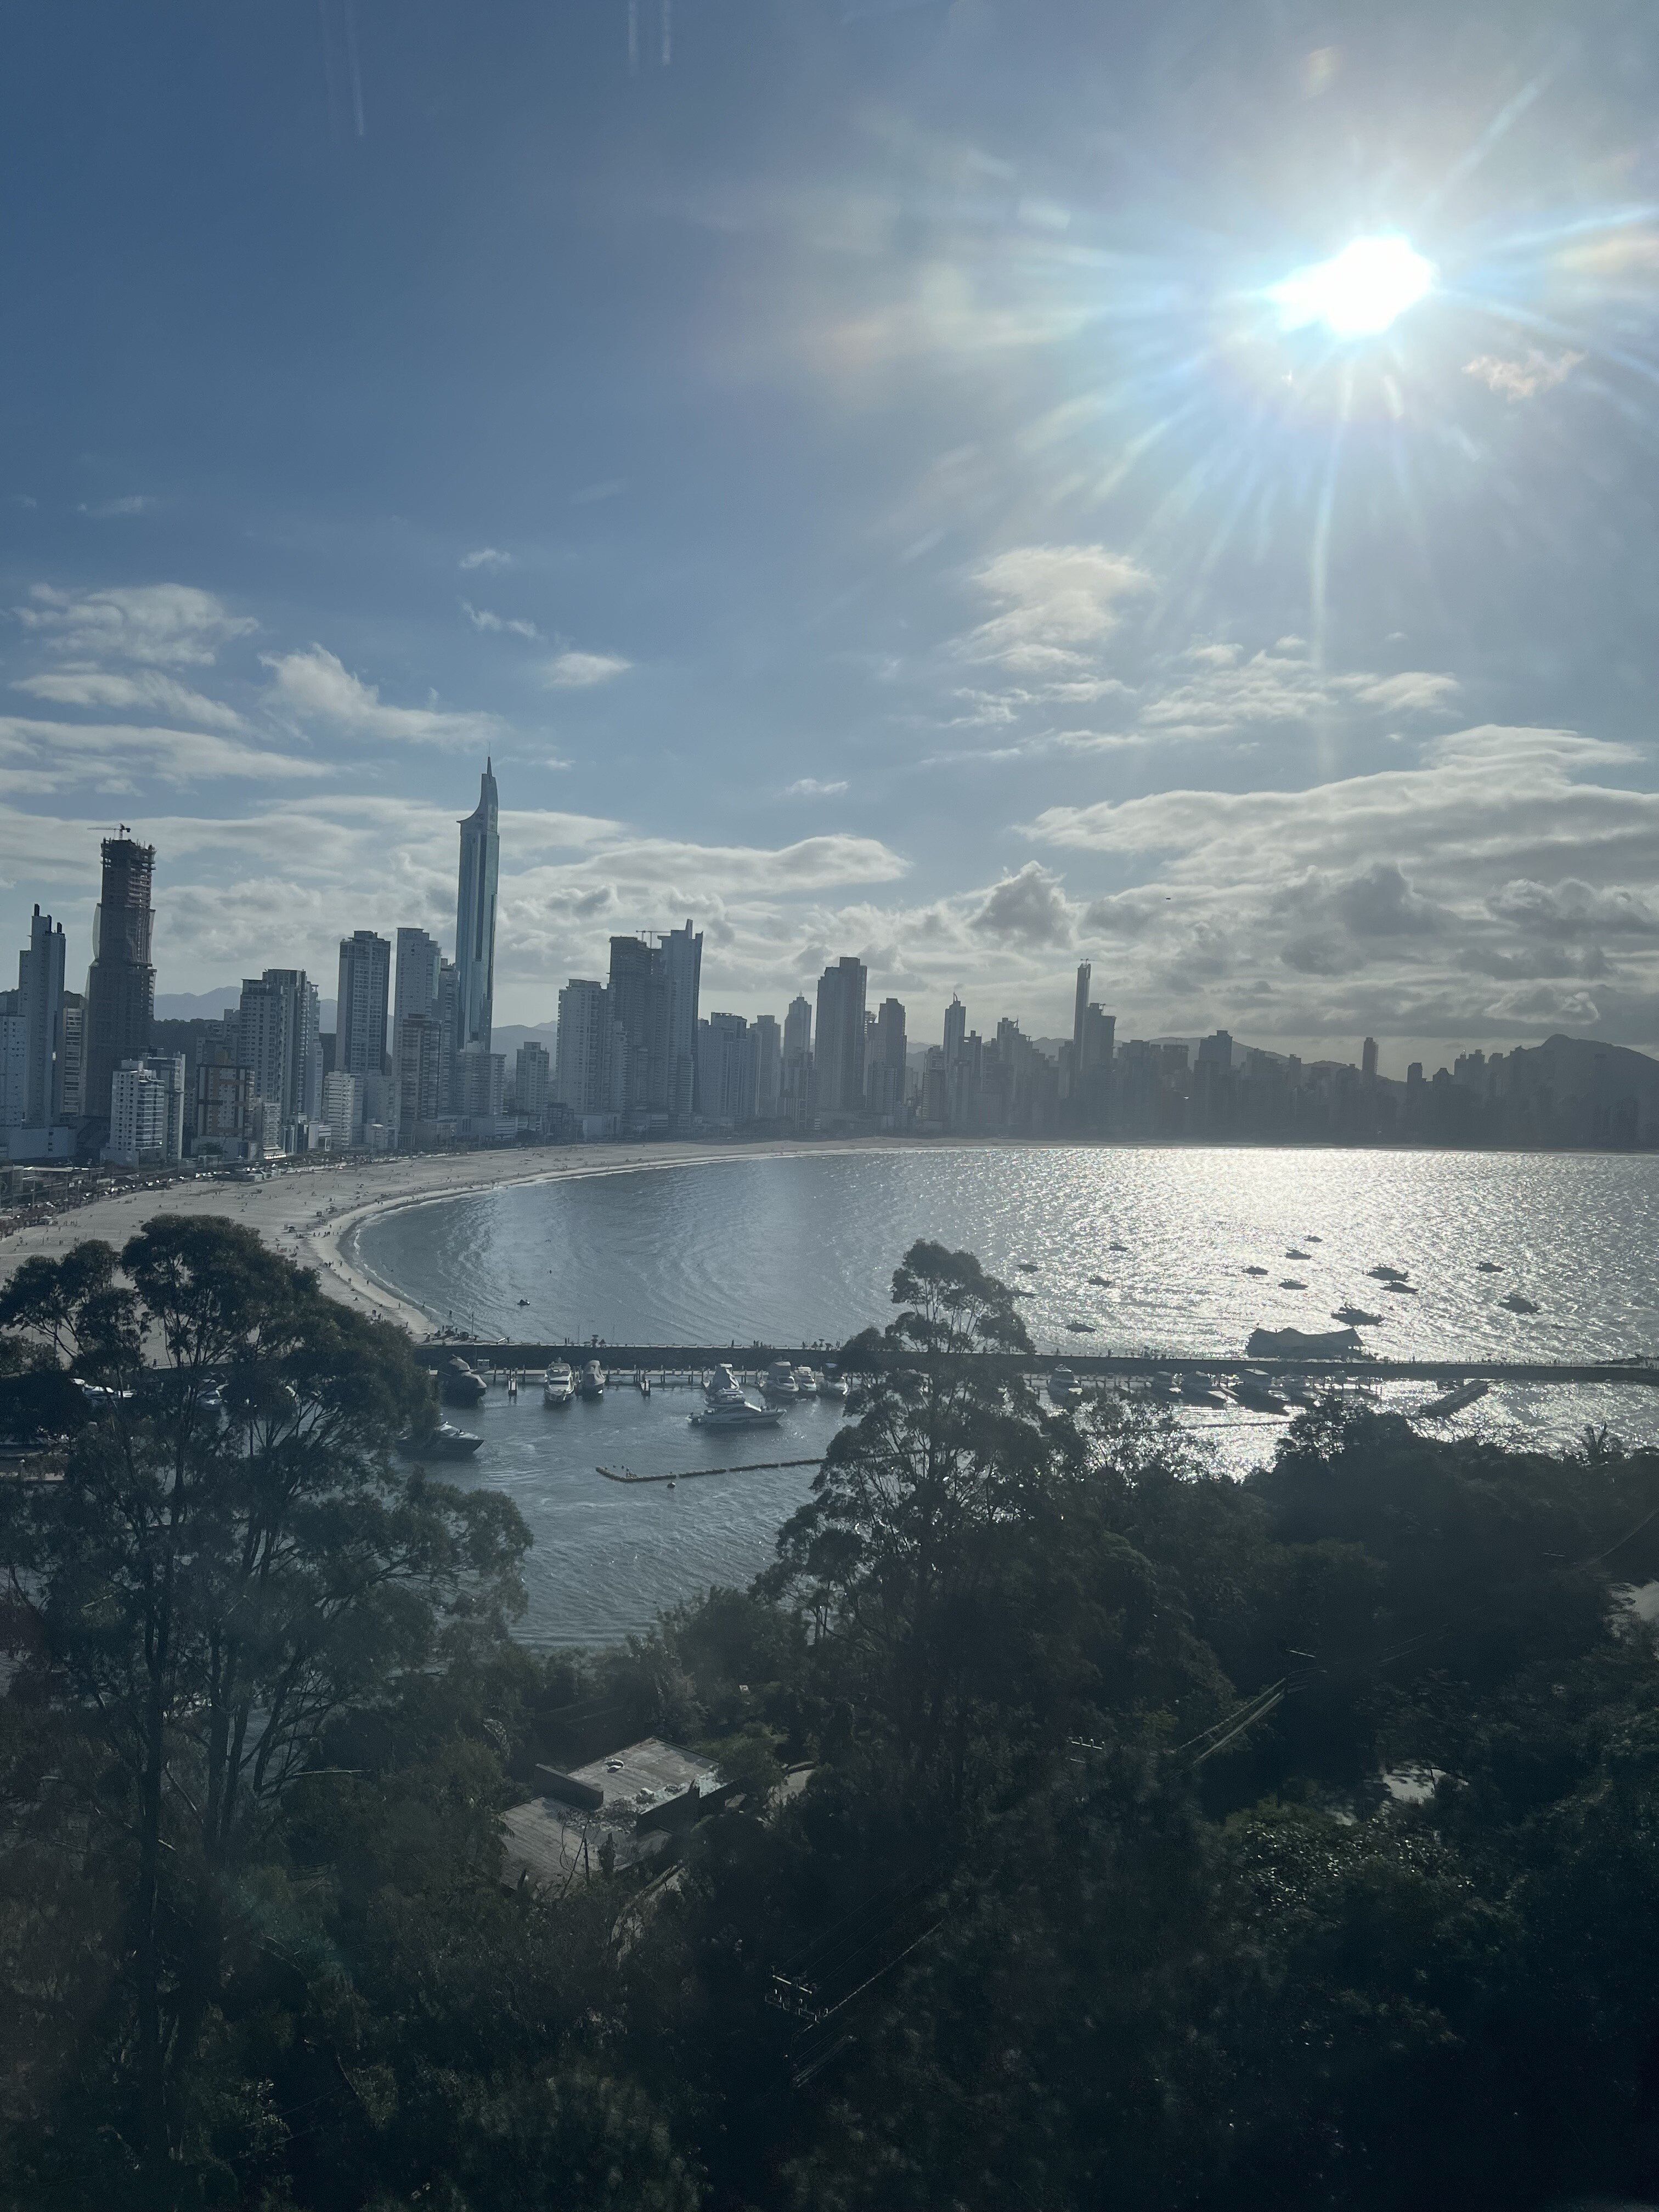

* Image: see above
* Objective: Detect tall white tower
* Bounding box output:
[455,760,499,1054]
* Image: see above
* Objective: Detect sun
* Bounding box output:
[1269,236,1435,339]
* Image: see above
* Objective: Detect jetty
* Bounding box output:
[416,1343,1659,1391]
[598,1457,825,1485]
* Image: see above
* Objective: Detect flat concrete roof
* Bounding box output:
[500,1736,725,1895]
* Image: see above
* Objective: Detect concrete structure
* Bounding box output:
[393,927,442,1031]
[193,1062,261,1161]
[336,929,391,1082]
[515,1040,551,1124]
[237,969,319,1135]
[656,918,702,1122]
[696,1012,754,1126]
[55,991,83,1121]
[752,1012,781,1120]
[814,955,867,1120]
[555,978,615,1118]
[108,1054,185,1166]
[454,761,499,1057]
[321,1069,359,1152]
[0,999,25,1128]
[866,996,906,1120]
[16,906,65,1128]
[83,835,155,1123]
[499,1737,732,1893]
[395,1014,444,1146]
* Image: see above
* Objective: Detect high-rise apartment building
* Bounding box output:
[55,992,84,1121]
[654,919,702,1120]
[0,998,24,1128]
[395,1015,445,1146]
[752,1014,781,1120]
[696,1013,756,1125]
[83,834,155,1122]
[436,957,459,1112]
[867,996,907,1118]
[394,927,442,1031]
[455,761,499,1056]
[554,979,614,1116]
[336,930,391,1080]
[321,1070,359,1153]
[16,906,65,1127]
[515,1040,551,1124]
[609,934,667,1119]
[107,1054,185,1166]
[193,1062,259,1161]
[237,969,319,1133]
[943,994,967,1067]
[814,956,868,1118]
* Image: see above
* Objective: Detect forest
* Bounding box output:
[3,1216,1659,2210]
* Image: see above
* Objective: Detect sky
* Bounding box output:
[5,0,1659,1071]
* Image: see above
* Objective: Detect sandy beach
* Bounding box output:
[0,1138,929,1339]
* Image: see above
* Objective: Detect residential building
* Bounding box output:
[396,1015,445,1146]
[752,1014,781,1120]
[515,1040,551,1124]
[554,979,614,1116]
[0,996,24,1127]
[455,1045,505,1119]
[83,834,156,1122]
[781,993,812,1125]
[394,927,442,1030]
[235,969,319,1139]
[16,906,65,1127]
[336,930,391,1081]
[654,918,702,1121]
[193,1063,261,1161]
[55,991,84,1121]
[107,1054,185,1166]
[814,955,868,1119]
[866,996,906,1119]
[609,933,668,1121]
[455,760,499,1056]
[696,1013,755,1126]
[321,1070,359,1152]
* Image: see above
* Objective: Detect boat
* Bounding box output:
[1304,1234,1323,1243]
[764,1359,800,1399]
[1245,1324,1362,1359]
[1065,1319,1096,1334]
[1278,1278,1307,1291]
[439,1357,487,1406]
[1499,1292,1539,1315]
[517,1297,529,1307]
[397,1420,483,1460]
[1242,1265,1268,1277]
[1332,1306,1383,1327]
[1475,1261,1502,1274]
[194,1383,225,1415]
[1108,1241,1128,1252]
[793,1367,819,1395]
[579,1360,606,1399]
[543,1362,575,1407]
[817,1373,849,1401]
[1086,1273,1112,1288]
[1015,1260,1041,1273]
[706,1363,746,1403]
[1232,1374,1289,1414]
[1284,1248,1312,1261]
[1416,1378,1491,1420]
[1367,1264,1409,1283]
[690,1397,784,1431]
[1047,1365,1084,1407]
[1383,1280,1418,1296]
[1180,1373,1226,1406]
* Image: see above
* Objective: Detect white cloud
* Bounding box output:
[0,718,325,786]
[544,650,631,689]
[958,544,1153,673]
[1464,348,1586,402]
[13,669,246,730]
[77,495,156,518]
[13,583,255,666]
[785,777,849,798]
[462,601,540,640]
[459,547,512,570]
[263,645,500,748]
[970,862,1075,946]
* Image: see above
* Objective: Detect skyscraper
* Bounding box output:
[17,905,65,1127]
[336,930,391,1081]
[609,934,667,1119]
[752,1013,781,1120]
[394,927,442,1031]
[238,969,319,1132]
[1073,961,1092,1062]
[653,919,702,1121]
[554,979,614,1116]
[814,955,868,1118]
[455,761,499,1056]
[83,833,155,1123]
[867,996,907,1118]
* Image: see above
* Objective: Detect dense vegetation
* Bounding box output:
[3,1220,1659,2209]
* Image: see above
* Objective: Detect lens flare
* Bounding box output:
[1269,236,1436,338]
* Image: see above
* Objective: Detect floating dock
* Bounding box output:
[598,1457,825,1486]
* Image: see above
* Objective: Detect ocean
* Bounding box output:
[351,1144,1659,1645]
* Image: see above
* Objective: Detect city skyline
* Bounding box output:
[2,9,1658,1073]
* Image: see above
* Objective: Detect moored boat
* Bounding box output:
[1047,1365,1084,1407]
[397,1420,483,1460]
[543,1362,574,1406]
[1416,1378,1491,1420]
[793,1367,819,1396]
[690,1396,784,1431]
[579,1360,606,1399]
[439,1357,487,1406]
[764,1359,800,1398]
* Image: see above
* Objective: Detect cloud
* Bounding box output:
[77,494,156,518]
[13,583,255,665]
[459,547,512,570]
[958,544,1153,673]
[785,777,849,798]
[13,669,246,730]
[462,601,540,640]
[544,650,631,689]
[0,718,325,786]
[569,478,628,505]
[1487,878,1659,937]
[263,646,500,748]
[1464,348,1586,402]
[970,862,1075,946]
[1138,647,1459,738]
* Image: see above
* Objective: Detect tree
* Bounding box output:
[0,1216,530,2182]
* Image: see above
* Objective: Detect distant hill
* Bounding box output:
[155,987,243,1021]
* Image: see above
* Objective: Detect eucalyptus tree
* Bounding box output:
[0,1215,529,2176]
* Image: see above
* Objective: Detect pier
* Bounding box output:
[417,1343,1659,1390]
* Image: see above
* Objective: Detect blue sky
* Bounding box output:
[5,0,1659,1066]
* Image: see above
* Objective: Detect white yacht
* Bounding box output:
[793,1366,819,1396]
[579,1360,605,1400]
[817,1372,849,1401]
[764,1359,800,1398]
[691,1396,785,1432]
[543,1361,575,1407]
[705,1363,746,1404]
[1047,1365,1084,1408]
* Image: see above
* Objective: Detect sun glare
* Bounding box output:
[1269,235,1435,339]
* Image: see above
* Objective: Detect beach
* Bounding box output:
[0,1139,923,1338]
